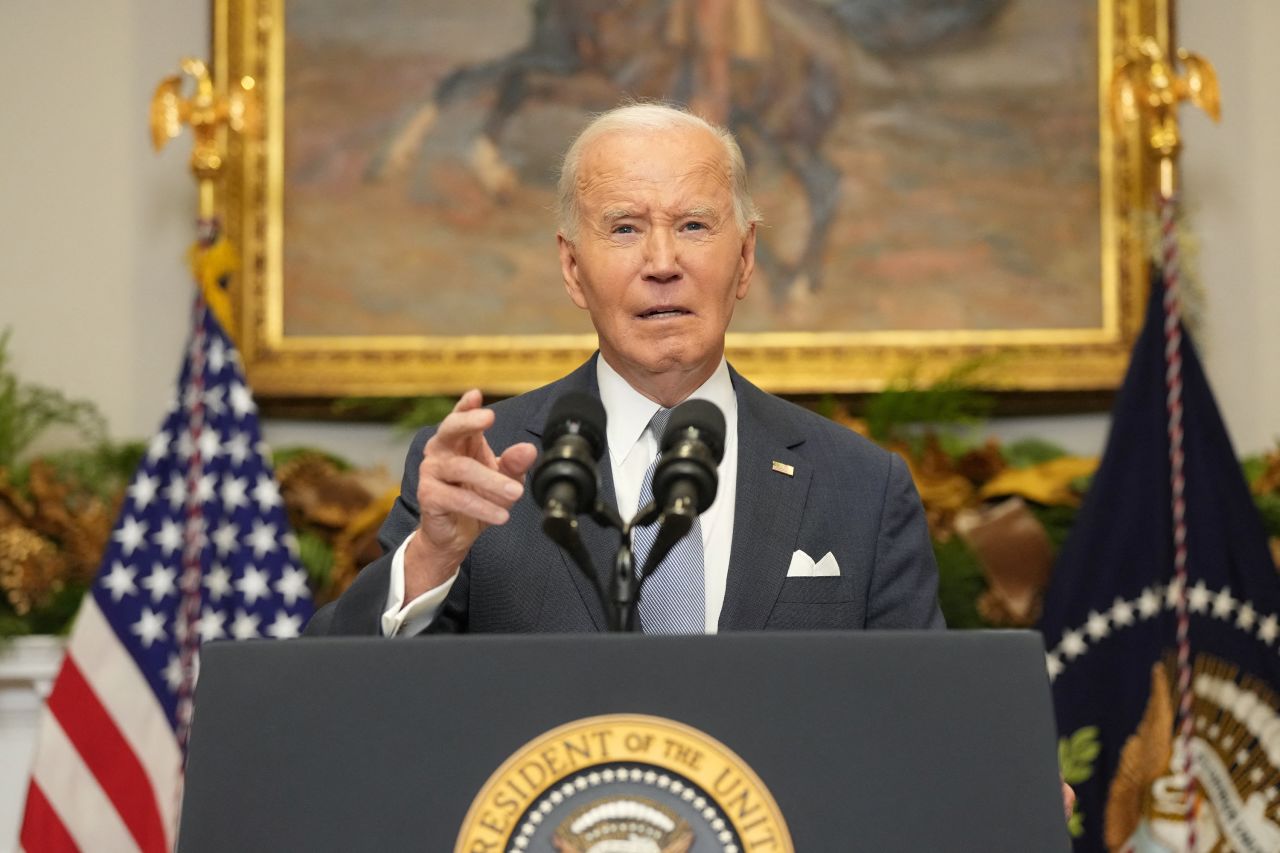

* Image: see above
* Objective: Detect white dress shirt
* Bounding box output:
[380,356,739,636]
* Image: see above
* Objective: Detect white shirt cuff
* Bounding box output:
[380,531,459,637]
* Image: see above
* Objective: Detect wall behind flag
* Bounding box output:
[1181,0,1280,459]
[0,1,195,445]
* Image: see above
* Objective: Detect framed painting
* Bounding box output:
[213,0,1167,398]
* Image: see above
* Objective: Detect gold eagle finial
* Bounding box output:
[1112,37,1221,200]
[149,58,259,217]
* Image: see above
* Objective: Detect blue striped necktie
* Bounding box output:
[633,408,706,634]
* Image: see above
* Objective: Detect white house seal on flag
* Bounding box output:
[1102,657,1280,852]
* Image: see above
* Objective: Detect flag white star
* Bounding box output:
[1259,614,1279,646]
[141,563,178,602]
[198,429,222,462]
[176,430,195,461]
[163,654,185,692]
[252,476,282,511]
[195,607,227,642]
[194,473,217,504]
[101,561,138,601]
[224,432,250,467]
[1188,581,1212,614]
[231,609,261,640]
[165,473,187,511]
[221,476,249,510]
[211,522,240,556]
[265,611,303,639]
[127,473,159,510]
[1164,579,1183,610]
[1084,611,1110,641]
[235,565,272,604]
[131,608,168,648]
[147,431,171,463]
[1060,630,1086,660]
[204,564,233,601]
[1110,597,1135,628]
[274,567,311,606]
[229,382,256,418]
[246,521,279,558]
[203,385,226,416]
[183,383,203,413]
[152,519,184,556]
[208,337,226,374]
[113,516,149,556]
[1210,587,1236,619]
[1137,587,1162,618]
[1045,652,1063,682]
[1236,602,1257,631]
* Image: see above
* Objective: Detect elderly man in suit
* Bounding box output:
[306,103,944,637]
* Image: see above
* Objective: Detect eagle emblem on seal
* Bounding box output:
[553,795,695,853]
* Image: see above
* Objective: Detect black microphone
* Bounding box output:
[530,392,607,536]
[653,398,726,518]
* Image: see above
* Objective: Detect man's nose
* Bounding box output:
[642,229,681,284]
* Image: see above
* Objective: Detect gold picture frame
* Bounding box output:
[213,0,1166,399]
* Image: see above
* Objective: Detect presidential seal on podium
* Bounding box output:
[456,714,793,853]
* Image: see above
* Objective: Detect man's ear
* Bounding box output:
[735,222,757,300]
[558,232,589,309]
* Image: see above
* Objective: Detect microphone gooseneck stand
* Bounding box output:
[607,499,694,632]
[543,496,695,632]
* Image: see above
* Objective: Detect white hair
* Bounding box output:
[556,102,761,241]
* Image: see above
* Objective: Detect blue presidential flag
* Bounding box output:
[1040,275,1280,851]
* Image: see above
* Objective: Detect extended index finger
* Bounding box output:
[430,391,497,462]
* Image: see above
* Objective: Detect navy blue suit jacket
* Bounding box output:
[306,358,944,635]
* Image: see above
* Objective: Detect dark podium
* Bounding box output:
[179,631,1069,852]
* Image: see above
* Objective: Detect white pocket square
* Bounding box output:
[786,550,841,577]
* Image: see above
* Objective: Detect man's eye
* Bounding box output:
[682,221,706,231]
[612,224,636,234]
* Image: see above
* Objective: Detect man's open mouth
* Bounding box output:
[638,306,691,320]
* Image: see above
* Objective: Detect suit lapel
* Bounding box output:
[522,356,616,630]
[718,372,812,631]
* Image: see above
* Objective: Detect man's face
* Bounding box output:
[558,127,756,395]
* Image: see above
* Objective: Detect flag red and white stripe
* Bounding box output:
[21,598,181,852]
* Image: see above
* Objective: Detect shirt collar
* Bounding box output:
[596,355,736,466]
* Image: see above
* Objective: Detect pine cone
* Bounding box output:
[0,525,67,615]
[278,453,374,531]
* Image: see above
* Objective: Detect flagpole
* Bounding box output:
[1112,19,1220,848]
[146,81,261,848]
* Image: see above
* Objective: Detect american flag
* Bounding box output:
[18,295,312,852]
